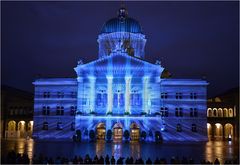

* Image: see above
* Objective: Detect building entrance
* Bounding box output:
[113,123,123,141]
[130,123,140,141]
[97,123,106,140]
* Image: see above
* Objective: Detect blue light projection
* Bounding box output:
[32,7,208,142]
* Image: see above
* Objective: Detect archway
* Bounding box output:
[8,120,16,131]
[18,121,26,138]
[207,123,212,139]
[214,123,223,140]
[224,123,233,140]
[28,121,34,132]
[130,122,140,141]
[113,123,123,141]
[96,123,106,140]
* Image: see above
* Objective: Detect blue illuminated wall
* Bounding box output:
[32,7,208,142]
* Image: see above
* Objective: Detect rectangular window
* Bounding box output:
[57,92,64,98]
[175,108,183,117]
[190,108,197,117]
[176,93,182,99]
[160,107,168,117]
[43,92,50,98]
[192,124,197,132]
[71,92,77,98]
[161,93,168,99]
[190,93,197,99]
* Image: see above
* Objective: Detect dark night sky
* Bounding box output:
[1,1,239,98]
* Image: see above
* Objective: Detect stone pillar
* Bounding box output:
[89,76,96,113]
[107,76,113,113]
[222,124,225,140]
[125,77,131,114]
[211,124,215,140]
[142,77,149,114]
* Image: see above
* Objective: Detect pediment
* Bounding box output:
[74,53,164,77]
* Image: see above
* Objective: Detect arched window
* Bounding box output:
[218,108,223,117]
[28,121,34,132]
[207,123,212,138]
[207,108,212,117]
[223,108,228,117]
[213,108,218,117]
[192,124,197,132]
[42,122,48,130]
[176,124,182,132]
[224,123,233,139]
[8,120,16,131]
[18,121,25,131]
[229,108,233,117]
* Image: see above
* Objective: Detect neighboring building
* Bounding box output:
[1,85,34,138]
[33,8,208,142]
[207,87,239,141]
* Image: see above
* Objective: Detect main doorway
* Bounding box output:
[96,123,106,140]
[130,123,140,141]
[113,123,123,141]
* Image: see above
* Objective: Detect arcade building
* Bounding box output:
[33,8,208,141]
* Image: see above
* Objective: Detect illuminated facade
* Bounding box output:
[33,8,208,141]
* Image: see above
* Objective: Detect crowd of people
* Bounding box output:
[1,150,239,164]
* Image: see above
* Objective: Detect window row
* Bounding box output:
[42,122,75,131]
[42,92,77,98]
[42,106,77,116]
[207,108,234,118]
[161,92,198,99]
[159,107,198,117]
[9,107,33,116]
[176,124,197,132]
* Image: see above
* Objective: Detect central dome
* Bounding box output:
[101,8,142,34]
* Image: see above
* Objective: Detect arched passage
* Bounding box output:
[130,122,140,141]
[214,123,223,140]
[224,123,233,140]
[113,123,123,141]
[18,121,25,131]
[207,123,212,139]
[18,121,26,138]
[8,120,16,131]
[96,123,106,140]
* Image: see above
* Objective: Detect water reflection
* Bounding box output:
[112,142,122,158]
[1,139,34,160]
[1,139,239,164]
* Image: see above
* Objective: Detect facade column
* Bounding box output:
[89,76,96,113]
[222,124,225,140]
[77,77,84,113]
[107,76,113,113]
[125,77,131,114]
[142,76,149,114]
